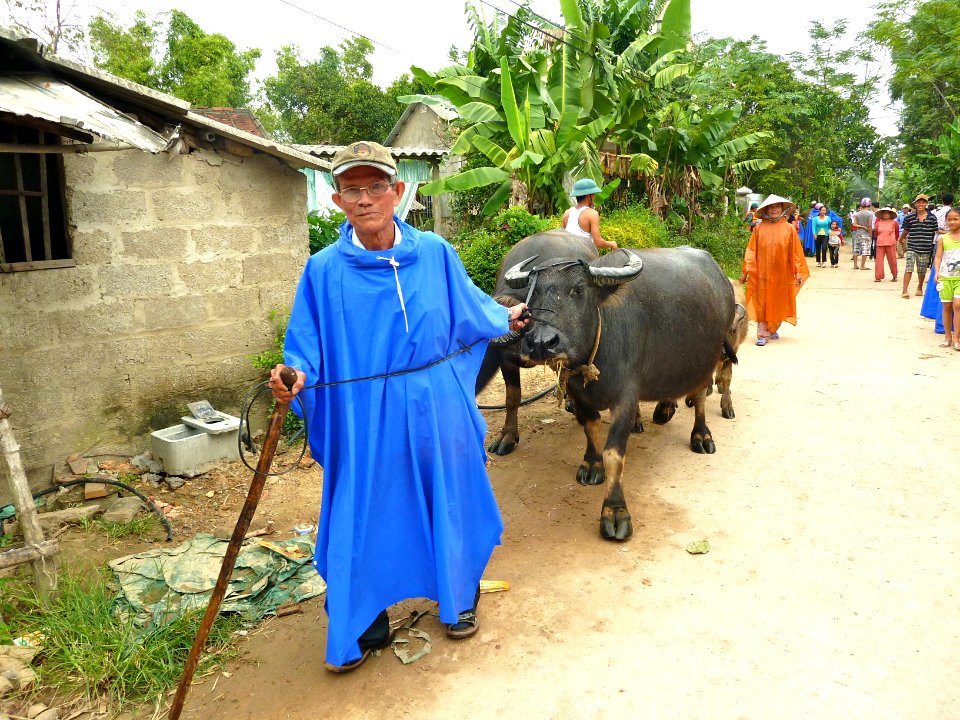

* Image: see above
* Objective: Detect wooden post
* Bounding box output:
[0,386,58,597]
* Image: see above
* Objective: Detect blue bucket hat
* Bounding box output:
[572,178,603,196]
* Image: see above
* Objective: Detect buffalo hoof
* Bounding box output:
[600,507,632,540]
[690,434,716,454]
[652,401,677,425]
[576,463,605,486]
[721,406,735,419]
[487,437,517,456]
[632,419,644,434]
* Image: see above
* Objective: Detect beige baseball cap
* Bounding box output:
[331,141,397,177]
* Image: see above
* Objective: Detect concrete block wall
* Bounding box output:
[0,148,309,487]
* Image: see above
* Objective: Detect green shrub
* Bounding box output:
[686,215,751,277]
[492,206,552,244]
[454,229,509,294]
[250,308,288,372]
[600,205,671,249]
[250,308,303,438]
[308,209,346,255]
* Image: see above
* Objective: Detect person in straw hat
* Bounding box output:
[873,207,900,282]
[739,194,810,346]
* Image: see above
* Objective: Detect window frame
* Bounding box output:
[0,120,73,273]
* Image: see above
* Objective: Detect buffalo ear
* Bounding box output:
[595,282,629,308]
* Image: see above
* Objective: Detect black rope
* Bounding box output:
[237,338,488,476]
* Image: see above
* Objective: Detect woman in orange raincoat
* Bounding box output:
[739,194,810,346]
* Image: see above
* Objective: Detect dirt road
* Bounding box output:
[183,246,958,720]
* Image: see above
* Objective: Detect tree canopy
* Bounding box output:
[865,0,960,197]
[88,9,260,107]
[260,39,419,144]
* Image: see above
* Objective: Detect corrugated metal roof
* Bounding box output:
[294,144,448,160]
[0,30,329,170]
[0,75,171,152]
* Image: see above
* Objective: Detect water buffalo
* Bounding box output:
[476,229,599,455]
[683,279,748,419]
[505,246,736,540]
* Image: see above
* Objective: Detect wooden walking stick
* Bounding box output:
[167,367,299,720]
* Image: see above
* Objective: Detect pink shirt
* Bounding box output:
[875,218,900,247]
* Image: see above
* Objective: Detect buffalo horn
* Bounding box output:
[587,249,644,286]
[503,255,539,289]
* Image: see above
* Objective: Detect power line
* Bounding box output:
[475,0,599,61]
[276,0,409,58]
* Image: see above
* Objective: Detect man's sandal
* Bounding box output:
[324,631,395,674]
[446,610,479,639]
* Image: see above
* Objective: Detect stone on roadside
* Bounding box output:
[66,452,89,475]
[0,674,13,697]
[131,451,163,474]
[83,482,110,500]
[16,666,37,690]
[0,658,25,675]
[35,709,59,720]
[0,645,39,664]
[27,703,47,719]
[101,496,144,524]
[164,476,186,490]
[142,473,163,488]
[47,484,84,510]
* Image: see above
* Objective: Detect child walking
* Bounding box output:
[827,221,843,267]
[933,207,960,350]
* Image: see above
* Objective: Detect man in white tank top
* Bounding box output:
[562,178,618,250]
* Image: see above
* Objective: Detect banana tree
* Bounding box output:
[402,0,693,215]
[620,101,773,222]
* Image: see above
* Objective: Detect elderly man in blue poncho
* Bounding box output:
[269,141,529,673]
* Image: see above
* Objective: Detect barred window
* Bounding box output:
[0,120,72,272]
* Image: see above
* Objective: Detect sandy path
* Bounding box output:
[182,245,958,720]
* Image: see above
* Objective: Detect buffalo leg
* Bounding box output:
[573,402,604,486]
[689,388,716,454]
[632,403,644,433]
[716,358,735,419]
[652,400,677,424]
[599,409,636,540]
[488,361,522,456]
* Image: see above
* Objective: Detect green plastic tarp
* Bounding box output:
[109,533,326,628]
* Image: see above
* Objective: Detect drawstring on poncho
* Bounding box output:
[377,255,409,332]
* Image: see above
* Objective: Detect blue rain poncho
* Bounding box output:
[284,217,508,666]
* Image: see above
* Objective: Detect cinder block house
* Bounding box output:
[0,29,328,488]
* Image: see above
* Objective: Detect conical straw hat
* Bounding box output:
[757,194,795,213]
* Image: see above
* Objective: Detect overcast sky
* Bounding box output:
[42,0,898,135]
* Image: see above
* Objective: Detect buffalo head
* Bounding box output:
[504,249,643,364]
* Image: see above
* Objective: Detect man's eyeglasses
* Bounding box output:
[338,181,394,203]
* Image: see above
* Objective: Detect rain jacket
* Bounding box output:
[284,216,508,665]
[742,216,811,333]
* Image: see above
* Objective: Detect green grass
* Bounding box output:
[78,513,160,540]
[1,567,243,712]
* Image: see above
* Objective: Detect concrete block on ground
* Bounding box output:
[84,482,110,500]
[151,419,239,477]
[101,496,144,524]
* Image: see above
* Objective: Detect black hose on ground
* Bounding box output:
[477,384,558,411]
[31,478,174,542]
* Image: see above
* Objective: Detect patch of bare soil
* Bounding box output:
[18,245,960,719]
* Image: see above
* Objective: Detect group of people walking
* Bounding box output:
[742,191,960,352]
